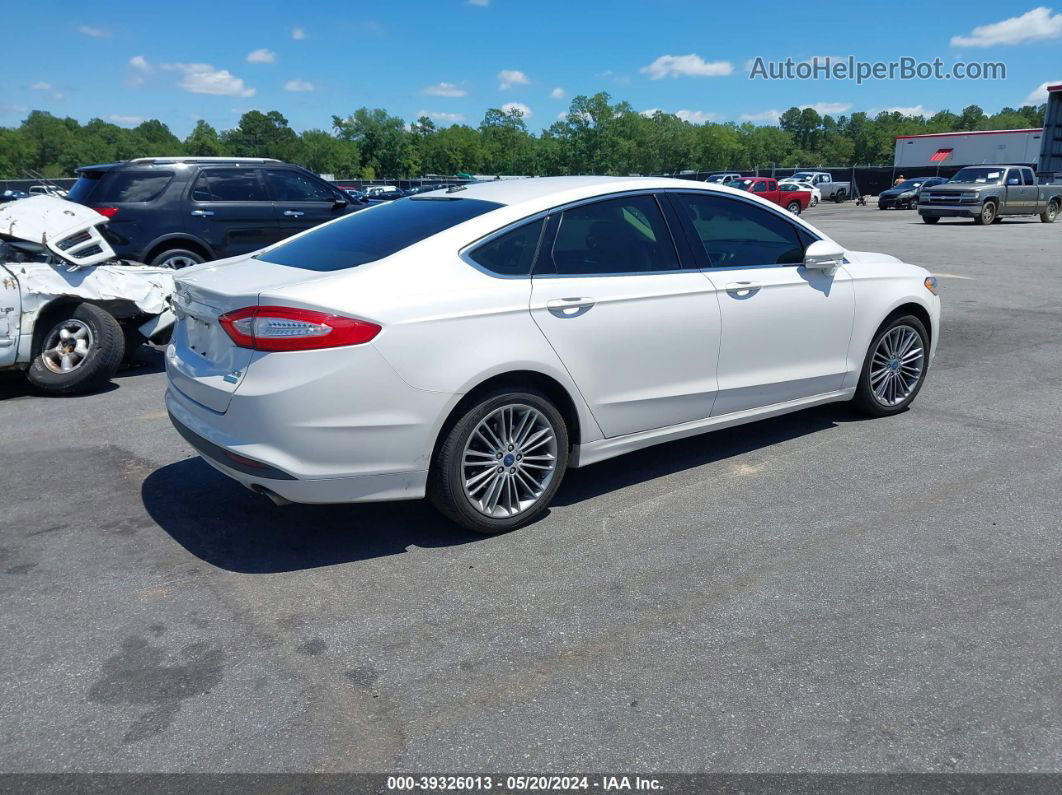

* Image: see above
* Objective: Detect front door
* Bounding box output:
[187,167,281,258]
[529,193,721,438]
[0,265,20,367]
[263,168,348,240]
[670,192,855,416]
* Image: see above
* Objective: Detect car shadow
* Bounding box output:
[143,404,854,573]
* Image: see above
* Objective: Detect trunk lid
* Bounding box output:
[168,255,324,412]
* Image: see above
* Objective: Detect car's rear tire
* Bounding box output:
[1041,200,1059,223]
[852,314,930,417]
[786,200,802,214]
[921,215,939,224]
[26,303,124,395]
[833,189,847,203]
[150,248,205,270]
[974,201,996,225]
[428,388,569,534]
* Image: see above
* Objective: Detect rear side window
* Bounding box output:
[549,195,678,275]
[467,219,544,276]
[257,197,502,271]
[264,169,336,202]
[85,170,173,203]
[675,193,806,267]
[68,173,103,203]
[192,169,267,202]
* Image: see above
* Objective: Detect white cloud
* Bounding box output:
[246,48,277,64]
[108,114,142,125]
[951,6,1062,46]
[641,54,733,79]
[550,87,565,99]
[283,79,315,92]
[129,55,151,72]
[740,109,782,123]
[878,104,935,117]
[675,109,717,124]
[31,81,52,91]
[422,81,467,97]
[292,26,308,40]
[164,63,256,97]
[1022,79,1062,105]
[418,110,465,123]
[78,25,110,38]
[803,102,852,114]
[497,69,530,89]
[501,101,532,119]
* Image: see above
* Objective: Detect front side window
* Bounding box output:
[468,218,544,276]
[265,169,336,202]
[549,194,678,275]
[257,197,502,271]
[675,193,807,268]
[192,169,267,202]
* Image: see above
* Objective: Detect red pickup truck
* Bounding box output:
[731,176,811,214]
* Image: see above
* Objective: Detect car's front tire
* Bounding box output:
[921,215,939,224]
[26,303,124,395]
[852,314,930,417]
[429,388,569,534]
[974,201,996,225]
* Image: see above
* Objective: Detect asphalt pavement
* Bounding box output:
[1,203,1060,773]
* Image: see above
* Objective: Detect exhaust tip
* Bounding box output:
[251,484,292,507]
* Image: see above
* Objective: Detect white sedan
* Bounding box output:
[780,179,821,206]
[166,177,940,533]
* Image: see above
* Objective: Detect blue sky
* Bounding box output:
[2,1,1060,136]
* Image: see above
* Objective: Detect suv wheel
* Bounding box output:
[151,248,205,269]
[429,389,569,534]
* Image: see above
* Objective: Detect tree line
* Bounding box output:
[0,92,1046,181]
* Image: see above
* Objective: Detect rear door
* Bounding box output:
[187,167,280,257]
[263,168,348,240]
[529,192,721,438]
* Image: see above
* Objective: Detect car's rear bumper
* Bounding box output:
[167,394,429,503]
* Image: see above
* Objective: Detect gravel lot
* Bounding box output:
[1,203,1060,773]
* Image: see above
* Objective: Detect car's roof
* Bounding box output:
[433,175,732,209]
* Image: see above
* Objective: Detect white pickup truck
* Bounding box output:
[789,171,852,202]
[0,196,176,394]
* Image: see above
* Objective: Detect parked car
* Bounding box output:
[789,171,851,202]
[68,157,355,269]
[877,177,947,210]
[918,165,1062,225]
[1,196,175,394]
[166,176,940,534]
[779,179,821,207]
[731,177,811,214]
[704,172,743,185]
[341,188,370,204]
[28,185,69,198]
[1,190,29,204]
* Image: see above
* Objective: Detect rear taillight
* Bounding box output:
[93,206,119,218]
[218,306,381,352]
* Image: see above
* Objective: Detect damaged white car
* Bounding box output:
[0,196,176,394]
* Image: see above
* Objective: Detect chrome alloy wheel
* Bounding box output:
[869,324,924,407]
[461,403,559,518]
[41,318,94,374]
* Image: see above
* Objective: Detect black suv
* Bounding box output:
[68,157,354,268]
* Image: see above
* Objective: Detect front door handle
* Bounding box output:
[190,209,214,217]
[546,297,595,317]
[725,281,761,297]
[283,210,305,218]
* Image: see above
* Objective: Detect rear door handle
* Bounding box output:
[283,210,305,218]
[190,209,214,217]
[725,281,761,296]
[546,297,595,317]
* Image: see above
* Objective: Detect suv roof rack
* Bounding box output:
[127,157,283,165]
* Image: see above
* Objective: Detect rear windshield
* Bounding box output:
[71,169,173,203]
[257,196,502,271]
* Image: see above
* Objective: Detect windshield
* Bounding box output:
[894,179,924,190]
[256,196,502,271]
[705,175,728,183]
[791,172,816,181]
[950,168,1003,184]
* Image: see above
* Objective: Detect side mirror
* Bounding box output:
[804,239,845,270]
[333,197,349,208]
